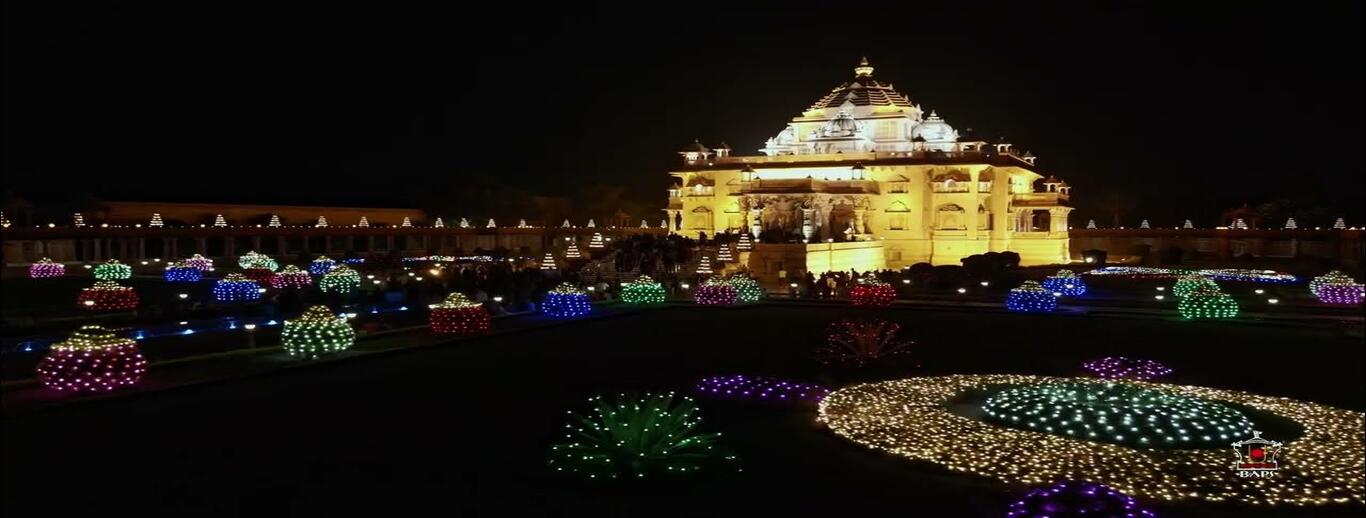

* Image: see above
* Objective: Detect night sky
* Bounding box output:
[3,2,1363,225]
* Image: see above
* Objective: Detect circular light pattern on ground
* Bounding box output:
[818,374,1364,506]
[982,381,1252,448]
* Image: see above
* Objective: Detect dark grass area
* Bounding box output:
[2,305,1363,517]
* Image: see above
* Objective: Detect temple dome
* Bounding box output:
[911,111,958,143]
[821,111,862,137]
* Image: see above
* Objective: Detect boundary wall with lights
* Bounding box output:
[1070,228,1362,268]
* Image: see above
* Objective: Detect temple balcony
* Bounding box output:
[1011,192,1069,206]
[737,178,878,195]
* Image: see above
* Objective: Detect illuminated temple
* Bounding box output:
[666,58,1072,275]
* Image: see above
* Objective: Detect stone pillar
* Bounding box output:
[196,237,207,255]
[748,208,762,237]
[252,236,262,253]
[275,236,285,257]
[855,209,867,236]
[385,235,394,251]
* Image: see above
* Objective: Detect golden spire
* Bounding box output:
[855,56,874,77]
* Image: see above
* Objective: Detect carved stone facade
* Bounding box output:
[665,58,1073,269]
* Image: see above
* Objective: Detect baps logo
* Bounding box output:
[1232,430,1282,478]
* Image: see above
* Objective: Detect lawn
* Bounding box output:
[2,304,1362,517]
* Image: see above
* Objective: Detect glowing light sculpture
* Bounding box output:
[92,259,132,281]
[695,255,713,276]
[36,325,147,392]
[620,276,667,304]
[268,214,282,227]
[282,305,355,359]
[213,273,263,302]
[543,283,591,317]
[693,278,737,305]
[694,375,829,405]
[549,392,735,479]
[1080,357,1174,381]
[309,255,337,275]
[816,319,914,367]
[716,244,733,262]
[736,232,753,251]
[77,281,139,311]
[726,274,763,303]
[429,292,490,334]
[73,212,85,227]
[1171,274,1217,298]
[184,254,214,272]
[213,214,227,227]
[433,217,444,228]
[270,265,313,289]
[1041,269,1087,296]
[241,267,275,285]
[588,233,605,249]
[540,252,557,270]
[1177,286,1238,320]
[983,381,1252,448]
[28,258,65,278]
[564,241,582,259]
[357,216,370,227]
[849,278,896,307]
[319,265,361,294]
[237,251,279,271]
[316,216,328,227]
[1309,270,1364,305]
[1007,481,1156,518]
[163,261,202,282]
[1005,280,1058,313]
[401,217,412,227]
[149,213,164,227]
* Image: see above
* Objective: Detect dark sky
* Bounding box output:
[4,2,1363,225]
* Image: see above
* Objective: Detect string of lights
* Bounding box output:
[309,256,337,275]
[36,325,146,392]
[1172,274,1218,298]
[184,254,214,272]
[1041,269,1087,296]
[542,283,591,317]
[163,261,202,282]
[548,392,736,479]
[620,276,667,304]
[236,251,280,271]
[92,259,132,281]
[319,265,362,294]
[241,267,275,286]
[77,281,139,311]
[849,278,896,307]
[1177,286,1239,320]
[282,305,356,359]
[270,265,313,289]
[694,278,737,305]
[213,274,263,302]
[1007,481,1156,518]
[28,257,65,278]
[819,374,1365,506]
[981,381,1254,448]
[1309,270,1364,305]
[694,375,829,405]
[429,292,490,334]
[1080,357,1174,381]
[1006,280,1058,313]
[726,274,764,303]
[815,319,914,367]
